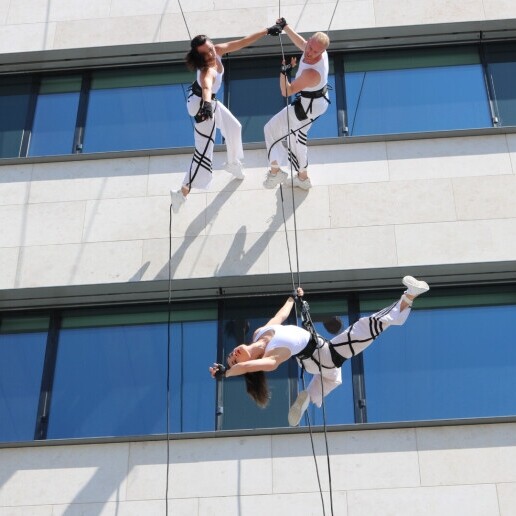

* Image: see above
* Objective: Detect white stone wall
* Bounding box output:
[0,422,515,515]
[0,0,513,54]
[1,134,515,290]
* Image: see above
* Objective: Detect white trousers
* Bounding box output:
[303,298,411,407]
[183,95,244,190]
[264,96,329,174]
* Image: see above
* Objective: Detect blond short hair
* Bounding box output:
[311,31,330,49]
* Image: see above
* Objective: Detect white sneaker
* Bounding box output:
[402,276,430,297]
[170,190,186,214]
[292,175,312,190]
[263,169,288,189]
[224,161,245,180]
[288,390,310,427]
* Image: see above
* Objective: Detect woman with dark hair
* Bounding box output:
[170,24,282,212]
[210,276,430,426]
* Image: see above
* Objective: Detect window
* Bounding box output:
[28,76,82,157]
[301,298,354,426]
[82,66,196,153]
[46,305,217,439]
[344,46,492,135]
[0,316,48,442]
[228,56,338,143]
[0,77,32,158]
[360,289,516,422]
[485,42,516,126]
[220,296,298,430]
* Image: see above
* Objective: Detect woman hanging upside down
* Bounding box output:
[210,276,430,426]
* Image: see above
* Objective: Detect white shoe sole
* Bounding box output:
[402,275,429,296]
[288,390,310,427]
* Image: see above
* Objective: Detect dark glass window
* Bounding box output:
[228,56,338,143]
[302,312,354,426]
[0,77,32,158]
[28,76,81,156]
[82,66,196,153]
[0,316,48,442]
[345,46,492,135]
[46,306,217,439]
[220,296,298,430]
[361,289,516,422]
[485,42,516,126]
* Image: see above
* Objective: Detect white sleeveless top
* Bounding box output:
[196,56,223,94]
[253,324,311,356]
[296,50,329,92]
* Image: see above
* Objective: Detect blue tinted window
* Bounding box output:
[47,311,216,439]
[228,57,337,143]
[29,76,81,156]
[485,42,516,126]
[301,317,355,426]
[363,302,516,422]
[0,77,32,158]
[83,67,196,152]
[345,47,491,135]
[0,317,48,442]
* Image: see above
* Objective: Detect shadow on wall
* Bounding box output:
[153,182,309,282]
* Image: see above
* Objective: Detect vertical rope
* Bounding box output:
[177,0,192,40]
[165,204,173,516]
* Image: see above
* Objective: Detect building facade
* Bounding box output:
[1,1,516,515]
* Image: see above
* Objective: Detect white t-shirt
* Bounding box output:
[253,324,311,356]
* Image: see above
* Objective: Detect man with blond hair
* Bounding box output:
[264,20,331,190]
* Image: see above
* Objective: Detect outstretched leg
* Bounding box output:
[288,276,429,426]
[330,276,429,361]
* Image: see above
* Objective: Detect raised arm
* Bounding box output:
[215,29,268,56]
[265,287,304,325]
[280,19,307,51]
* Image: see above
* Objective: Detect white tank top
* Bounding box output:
[196,56,223,94]
[253,324,311,356]
[296,50,329,92]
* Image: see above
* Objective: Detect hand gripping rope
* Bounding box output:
[275,1,341,514]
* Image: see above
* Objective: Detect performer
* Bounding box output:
[171,24,282,212]
[210,276,430,426]
[264,18,331,190]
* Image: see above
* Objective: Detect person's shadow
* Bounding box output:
[154,183,309,281]
[214,186,309,277]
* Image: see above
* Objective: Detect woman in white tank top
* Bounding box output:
[170,26,279,213]
[210,276,430,426]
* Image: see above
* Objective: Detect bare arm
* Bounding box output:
[264,287,304,325]
[280,65,320,97]
[209,356,280,379]
[215,29,268,56]
[199,68,215,102]
[283,23,307,52]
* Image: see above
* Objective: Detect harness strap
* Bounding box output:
[189,80,216,100]
[299,85,328,99]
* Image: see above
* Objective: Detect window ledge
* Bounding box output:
[1,125,516,168]
[1,415,515,449]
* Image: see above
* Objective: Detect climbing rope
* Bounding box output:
[274,3,342,513]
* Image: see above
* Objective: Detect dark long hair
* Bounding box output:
[244,371,270,408]
[185,34,210,71]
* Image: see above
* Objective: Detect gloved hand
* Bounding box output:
[194,100,213,123]
[281,63,293,75]
[267,24,282,36]
[213,363,228,379]
[277,17,287,29]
